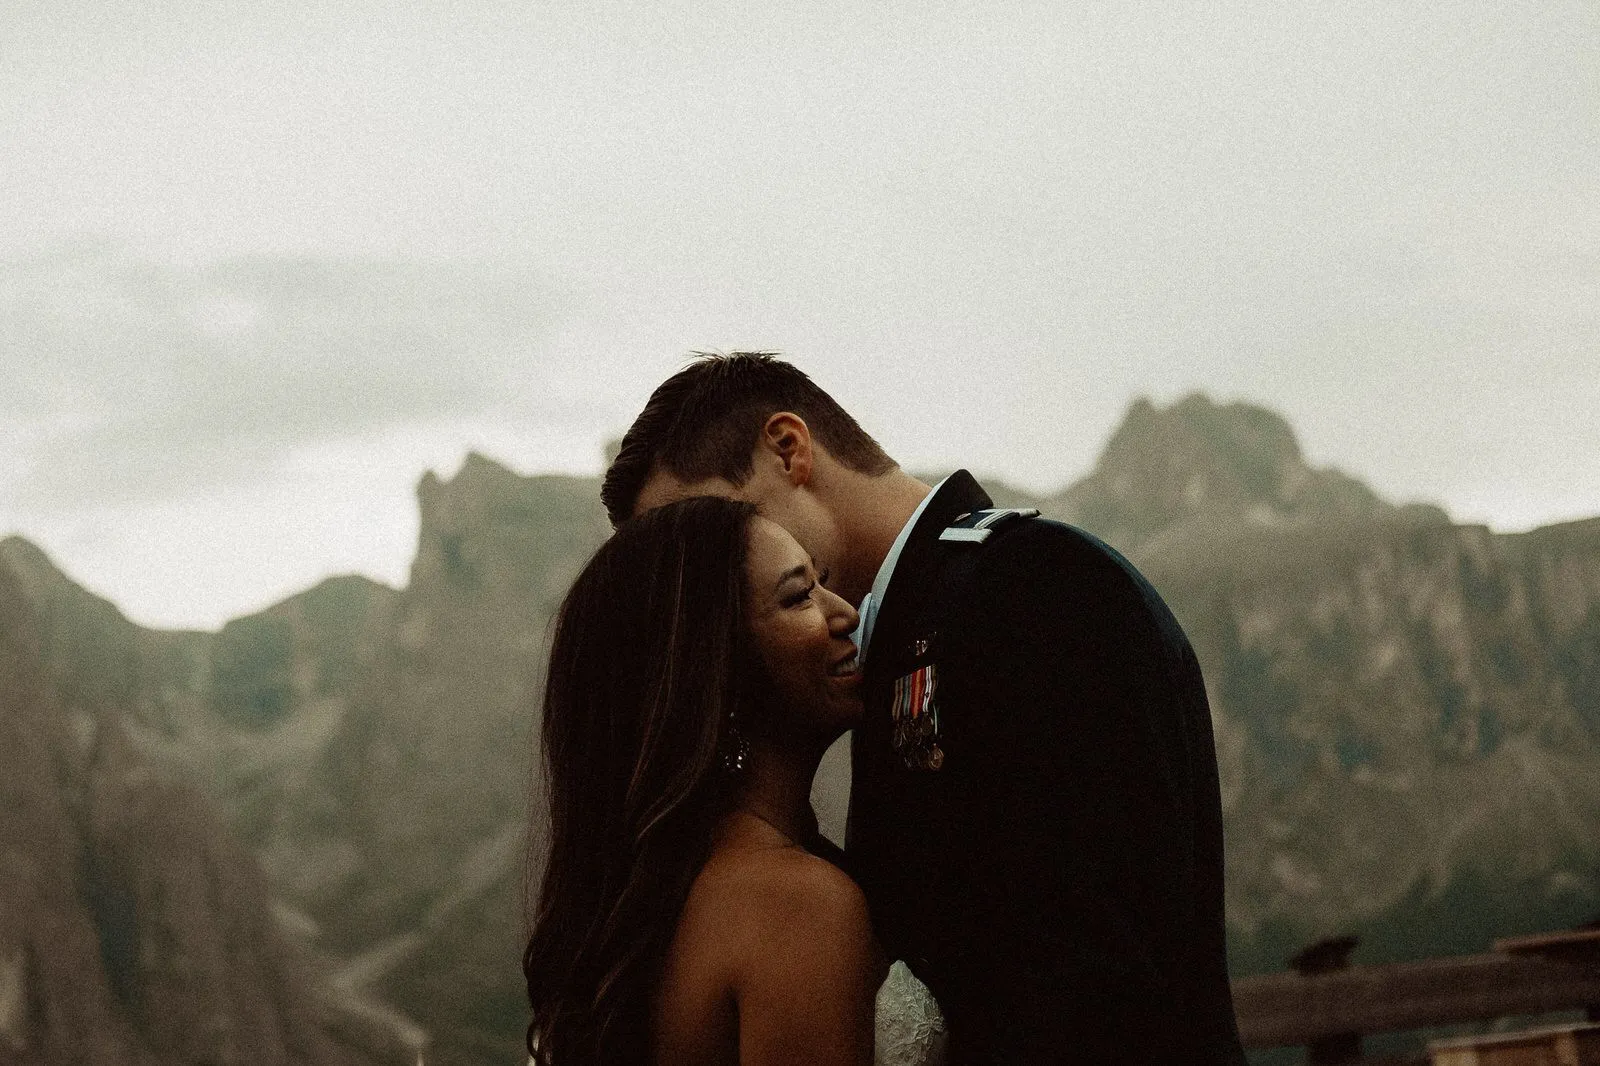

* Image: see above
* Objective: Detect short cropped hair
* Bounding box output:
[602,352,896,527]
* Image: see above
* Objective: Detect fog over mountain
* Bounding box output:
[6,1,1598,631]
[2,395,1596,1064]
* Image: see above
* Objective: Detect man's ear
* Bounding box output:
[760,412,813,485]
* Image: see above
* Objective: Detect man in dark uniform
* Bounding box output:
[603,353,1245,1064]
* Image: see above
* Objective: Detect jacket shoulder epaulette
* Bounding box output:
[937,507,1040,544]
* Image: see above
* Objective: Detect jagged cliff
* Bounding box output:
[308,461,609,1065]
[2,395,1596,1064]
[0,557,409,1065]
[0,458,610,1066]
[1062,398,1600,968]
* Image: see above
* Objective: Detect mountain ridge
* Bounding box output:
[2,391,1595,1064]
[0,551,412,1065]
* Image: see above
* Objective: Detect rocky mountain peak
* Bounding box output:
[1101,393,1307,504]
[1055,393,1396,550]
[0,535,122,624]
[410,453,608,611]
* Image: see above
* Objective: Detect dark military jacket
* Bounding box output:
[845,471,1246,1065]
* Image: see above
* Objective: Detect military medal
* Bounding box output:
[890,662,943,770]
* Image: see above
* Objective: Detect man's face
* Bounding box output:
[633,463,860,606]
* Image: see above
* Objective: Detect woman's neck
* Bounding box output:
[734,734,829,847]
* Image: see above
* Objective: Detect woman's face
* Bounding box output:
[744,516,864,736]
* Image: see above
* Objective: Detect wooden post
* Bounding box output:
[1288,936,1362,1065]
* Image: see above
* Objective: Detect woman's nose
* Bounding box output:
[823,588,860,634]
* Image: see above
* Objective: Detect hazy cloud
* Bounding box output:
[2,242,584,508]
[3,0,1597,625]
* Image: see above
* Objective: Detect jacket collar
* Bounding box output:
[862,470,991,674]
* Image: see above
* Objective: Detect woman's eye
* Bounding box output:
[818,568,832,588]
[783,582,816,607]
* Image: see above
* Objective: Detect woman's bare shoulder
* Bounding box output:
[682,844,874,964]
[660,845,882,1065]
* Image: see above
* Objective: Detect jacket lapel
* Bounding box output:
[864,470,993,683]
[847,470,994,952]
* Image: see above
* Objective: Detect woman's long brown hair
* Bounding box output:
[525,496,761,1064]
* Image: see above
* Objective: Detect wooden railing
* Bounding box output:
[1231,929,1600,1063]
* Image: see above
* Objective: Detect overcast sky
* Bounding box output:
[3,0,1596,630]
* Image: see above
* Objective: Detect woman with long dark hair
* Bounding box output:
[526,496,940,1065]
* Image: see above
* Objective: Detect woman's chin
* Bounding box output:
[808,693,865,739]
[833,689,866,729]
[827,667,864,693]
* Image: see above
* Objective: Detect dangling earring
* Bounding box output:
[721,713,751,775]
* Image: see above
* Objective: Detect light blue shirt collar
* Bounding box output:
[853,476,948,663]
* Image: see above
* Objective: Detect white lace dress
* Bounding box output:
[873,960,948,1066]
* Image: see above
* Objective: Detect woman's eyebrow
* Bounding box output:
[773,563,809,591]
